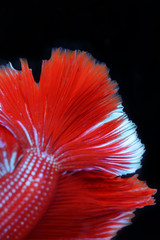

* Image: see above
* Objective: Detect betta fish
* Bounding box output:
[0,49,156,239]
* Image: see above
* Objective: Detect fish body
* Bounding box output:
[0,147,58,239]
[0,49,156,239]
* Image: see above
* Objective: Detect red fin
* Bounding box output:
[38,49,119,153]
[38,50,144,175]
[0,61,38,148]
[0,50,142,176]
[0,126,22,177]
[26,171,156,239]
[0,50,119,153]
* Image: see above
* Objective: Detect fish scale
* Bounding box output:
[0,149,58,240]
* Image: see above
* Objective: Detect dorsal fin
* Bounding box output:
[0,49,118,152]
[0,49,144,175]
[0,126,22,177]
[0,51,118,152]
[38,49,119,153]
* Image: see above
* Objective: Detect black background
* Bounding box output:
[0,1,159,239]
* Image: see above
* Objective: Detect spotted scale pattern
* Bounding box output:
[0,149,58,240]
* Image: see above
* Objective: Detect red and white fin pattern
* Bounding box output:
[0,50,144,176]
[0,126,22,177]
[55,104,145,176]
[0,49,156,239]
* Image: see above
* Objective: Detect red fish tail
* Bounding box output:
[27,170,156,239]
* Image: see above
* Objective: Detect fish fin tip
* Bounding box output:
[27,171,155,239]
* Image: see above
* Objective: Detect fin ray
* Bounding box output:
[0,49,147,176]
[0,61,38,148]
[27,170,155,239]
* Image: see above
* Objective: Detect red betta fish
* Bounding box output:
[0,49,156,239]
